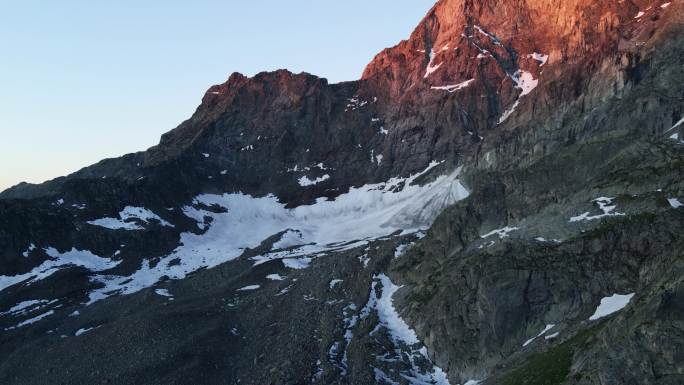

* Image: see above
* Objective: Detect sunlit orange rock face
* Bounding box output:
[339,0,684,174]
[361,0,680,107]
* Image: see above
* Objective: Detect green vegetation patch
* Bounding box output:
[499,325,602,385]
[499,342,573,385]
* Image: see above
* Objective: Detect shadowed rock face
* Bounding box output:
[0,0,683,384]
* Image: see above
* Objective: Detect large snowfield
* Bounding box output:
[0,162,469,306]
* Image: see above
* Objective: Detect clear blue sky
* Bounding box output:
[0,1,434,191]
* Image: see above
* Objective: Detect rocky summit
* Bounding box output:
[1,0,683,384]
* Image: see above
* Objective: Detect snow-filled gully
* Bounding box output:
[330,274,453,385]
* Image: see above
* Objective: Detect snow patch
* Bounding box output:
[545,332,560,340]
[362,274,451,385]
[0,248,120,293]
[155,288,173,298]
[498,100,520,124]
[87,206,173,230]
[375,274,418,344]
[667,132,684,144]
[522,324,555,347]
[512,70,539,96]
[424,50,443,78]
[474,25,501,45]
[345,96,369,111]
[266,274,285,281]
[329,279,344,289]
[282,258,312,270]
[570,197,625,222]
[481,226,519,239]
[298,174,331,187]
[528,52,549,66]
[668,198,683,208]
[431,79,475,93]
[394,243,413,259]
[75,326,98,336]
[589,293,635,321]
[0,299,53,316]
[22,243,36,257]
[498,69,539,123]
[5,310,55,330]
[237,285,260,292]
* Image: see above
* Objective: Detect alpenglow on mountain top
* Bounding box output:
[1,1,683,384]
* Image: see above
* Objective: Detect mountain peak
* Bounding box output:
[361,0,659,98]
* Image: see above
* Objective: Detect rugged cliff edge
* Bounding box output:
[1,1,683,384]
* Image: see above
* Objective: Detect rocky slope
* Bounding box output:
[1,0,683,384]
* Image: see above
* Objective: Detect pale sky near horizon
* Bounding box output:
[0,1,435,191]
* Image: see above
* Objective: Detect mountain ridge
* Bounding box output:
[3,0,681,200]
